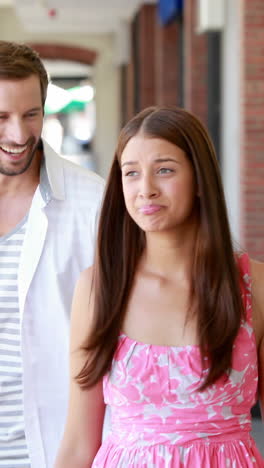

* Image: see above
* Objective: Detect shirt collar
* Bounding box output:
[40,139,65,202]
[39,157,52,204]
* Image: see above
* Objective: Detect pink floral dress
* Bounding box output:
[92,254,264,467]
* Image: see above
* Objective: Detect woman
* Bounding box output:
[55,106,264,467]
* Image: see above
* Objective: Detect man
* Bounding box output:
[0,41,105,468]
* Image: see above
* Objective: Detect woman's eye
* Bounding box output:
[158,167,173,174]
[125,170,138,177]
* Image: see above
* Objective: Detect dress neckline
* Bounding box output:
[119,332,200,351]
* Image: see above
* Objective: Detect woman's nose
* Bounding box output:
[139,176,159,198]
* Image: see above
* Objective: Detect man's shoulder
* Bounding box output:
[42,139,105,201]
[61,156,104,189]
[61,159,105,207]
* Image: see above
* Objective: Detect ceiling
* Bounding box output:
[6,0,157,34]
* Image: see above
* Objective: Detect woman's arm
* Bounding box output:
[54,268,105,468]
[258,338,264,419]
[250,259,264,419]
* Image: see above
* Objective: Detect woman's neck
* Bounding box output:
[142,225,198,280]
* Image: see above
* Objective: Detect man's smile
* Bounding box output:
[0,143,28,154]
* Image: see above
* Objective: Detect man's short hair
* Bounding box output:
[0,41,49,108]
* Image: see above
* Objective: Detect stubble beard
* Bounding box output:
[0,137,41,177]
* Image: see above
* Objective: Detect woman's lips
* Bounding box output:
[139,205,162,215]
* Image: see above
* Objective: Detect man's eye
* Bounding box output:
[26,112,38,118]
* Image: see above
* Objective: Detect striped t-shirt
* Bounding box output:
[0,217,30,467]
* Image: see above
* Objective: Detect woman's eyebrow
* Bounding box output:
[153,157,180,164]
[121,157,180,168]
[121,161,138,168]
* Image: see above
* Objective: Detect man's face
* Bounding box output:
[0,74,43,176]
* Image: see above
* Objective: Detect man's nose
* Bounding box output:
[7,118,29,145]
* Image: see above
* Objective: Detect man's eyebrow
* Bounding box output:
[0,107,42,115]
[24,107,42,113]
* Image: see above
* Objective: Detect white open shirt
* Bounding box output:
[18,140,104,468]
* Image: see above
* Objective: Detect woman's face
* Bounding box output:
[120,135,198,235]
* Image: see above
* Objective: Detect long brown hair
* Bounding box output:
[0,41,49,109]
[77,106,244,391]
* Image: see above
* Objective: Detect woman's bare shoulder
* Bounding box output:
[250,258,264,299]
[249,258,264,344]
[250,259,264,415]
[76,265,94,289]
[70,266,95,348]
[72,266,94,305]
[250,257,264,275]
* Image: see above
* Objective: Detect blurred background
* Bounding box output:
[0,0,263,453]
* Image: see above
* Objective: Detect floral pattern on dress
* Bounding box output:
[92,254,264,467]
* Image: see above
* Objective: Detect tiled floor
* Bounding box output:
[251,418,264,455]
